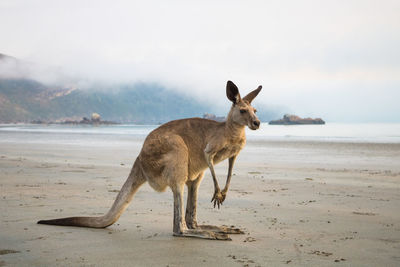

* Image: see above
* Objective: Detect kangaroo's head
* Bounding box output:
[226,80,262,130]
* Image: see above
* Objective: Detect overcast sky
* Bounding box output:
[1,0,399,122]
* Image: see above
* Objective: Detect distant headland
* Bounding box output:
[269,114,325,125]
[31,113,119,125]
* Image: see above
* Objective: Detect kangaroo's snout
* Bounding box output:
[249,119,260,130]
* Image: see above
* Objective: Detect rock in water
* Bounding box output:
[269,114,325,125]
[91,113,101,122]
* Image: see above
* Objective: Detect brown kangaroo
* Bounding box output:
[38,80,262,240]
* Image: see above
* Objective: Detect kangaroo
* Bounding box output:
[38,80,262,240]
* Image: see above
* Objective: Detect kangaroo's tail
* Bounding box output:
[37,158,146,228]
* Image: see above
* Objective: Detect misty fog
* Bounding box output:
[1,0,399,122]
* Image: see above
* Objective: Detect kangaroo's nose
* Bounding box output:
[253,120,260,127]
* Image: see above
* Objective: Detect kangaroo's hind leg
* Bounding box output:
[185,173,244,235]
[185,172,204,229]
[157,136,231,240]
[171,182,231,240]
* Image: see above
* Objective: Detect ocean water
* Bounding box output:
[0,123,400,145]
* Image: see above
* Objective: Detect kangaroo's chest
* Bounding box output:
[213,138,246,164]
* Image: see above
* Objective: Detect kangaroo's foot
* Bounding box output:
[173,229,231,240]
[186,221,245,234]
[196,224,245,234]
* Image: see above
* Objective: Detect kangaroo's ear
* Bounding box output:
[242,85,262,104]
[226,80,241,104]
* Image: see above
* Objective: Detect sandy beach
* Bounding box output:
[1,134,400,266]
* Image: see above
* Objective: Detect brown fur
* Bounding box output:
[38,80,262,240]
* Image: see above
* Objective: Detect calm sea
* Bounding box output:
[1,123,400,145]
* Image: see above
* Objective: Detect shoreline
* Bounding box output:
[2,122,400,145]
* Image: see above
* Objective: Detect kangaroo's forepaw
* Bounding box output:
[211,190,225,209]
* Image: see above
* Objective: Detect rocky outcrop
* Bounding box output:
[31,113,118,125]
[60,114,118,125]
[269,114,325,125]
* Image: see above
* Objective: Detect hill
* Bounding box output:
[0,78,211,124]
[0,53,277,124]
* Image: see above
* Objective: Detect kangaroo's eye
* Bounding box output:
[240,109,246,114]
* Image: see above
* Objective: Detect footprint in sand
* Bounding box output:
[227,254,258,266]
[352,211,376,216]
[309,250,332,257]
[243,236,256,242]
[0,249,20,255]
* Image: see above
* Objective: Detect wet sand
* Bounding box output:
[1,138,400,266]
